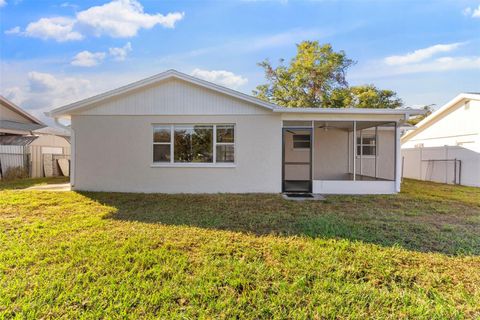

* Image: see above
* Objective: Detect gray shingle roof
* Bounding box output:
[0,135,38,146]
[0,120,46,133]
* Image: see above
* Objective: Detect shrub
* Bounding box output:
[2,166,29,181]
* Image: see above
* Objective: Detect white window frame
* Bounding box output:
[152,125,172,163]
[356,133,376,158]
[292,134,311,150]
[215,125,235,164]
[151,124,236,168]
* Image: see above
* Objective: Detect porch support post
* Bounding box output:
[353,121,356,181]
[360,129,363,176]
[375,126,378,179]
[395,122,401,192]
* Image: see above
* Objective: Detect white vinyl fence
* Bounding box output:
[402,146,480,187]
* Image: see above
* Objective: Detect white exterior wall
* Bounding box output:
[402,99,480,152]
[402,98,480,187]
[72,115,281,193]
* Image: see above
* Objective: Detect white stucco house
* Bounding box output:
[402,93,480,187]
[47,70,422,194]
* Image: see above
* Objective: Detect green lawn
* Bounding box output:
[1,179,479,318]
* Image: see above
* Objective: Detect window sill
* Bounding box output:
[151,163,236,168]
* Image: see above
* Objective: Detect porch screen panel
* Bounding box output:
[313,121,354,181]
[354,122,395,181]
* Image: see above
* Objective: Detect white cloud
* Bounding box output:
[25,71,91,108]
[109,42,132,61]
[474,6,480,17]
[3,87,24,105]
[60,2,79,9]
[191,69,248,89]
[393,56,480,74]
[28,71,59,92]
[352,55,480,80]
[0,0,6,7]
[76,0,184,38]
[24,17,83,42]
[71,50,106,67]
[0,71,93,123]
[384,43,463,66]
[4,26,20,35]
[463,5,480,17]
[12,0,184,41]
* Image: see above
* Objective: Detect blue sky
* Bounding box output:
[1,0,479,123]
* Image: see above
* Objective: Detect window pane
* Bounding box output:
[362,146,376,156]
[294,141,310,149]
[363,136,376,145]
[217,125,234,143]
[153,126,171,143]
[216,145,234,163]
[174,125,213,163]
[293,135,310,142]
[153,144,170,162]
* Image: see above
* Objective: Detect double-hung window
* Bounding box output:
[356,134,376,156]
[153,125,172,162]
[153,124,235,165]
[215,125,235,163]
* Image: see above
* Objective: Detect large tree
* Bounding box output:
[328,85,403,109]
[254,41,403,109]
[253,41,355,108]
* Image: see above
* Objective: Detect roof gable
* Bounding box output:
[0,96,45,125]
[401,93,480,142]
[48,70,277,118]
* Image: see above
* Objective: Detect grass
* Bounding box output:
[0,179,479,318]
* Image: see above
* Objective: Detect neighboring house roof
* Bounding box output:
[34,126,71,137]
[47,69,424,119]
[0,135,38,146]
[0,120,46,132]
[401,93,480,143]
[0,95,45,126]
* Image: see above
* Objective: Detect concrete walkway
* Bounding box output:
[24,183,71,191]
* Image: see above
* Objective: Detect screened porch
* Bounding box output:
[282,120,399,194]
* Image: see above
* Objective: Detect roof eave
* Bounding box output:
[0,96,46,126]
[273,107,425,116]
[401,92,479,142]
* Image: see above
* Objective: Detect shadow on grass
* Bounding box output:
[81,190,480,256]
[0,176,70,191]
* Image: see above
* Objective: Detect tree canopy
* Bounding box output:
[254,41,404,109]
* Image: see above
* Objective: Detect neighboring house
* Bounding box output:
[401,93,480,187]
[0,96,71,178]
[48,70,422,194]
